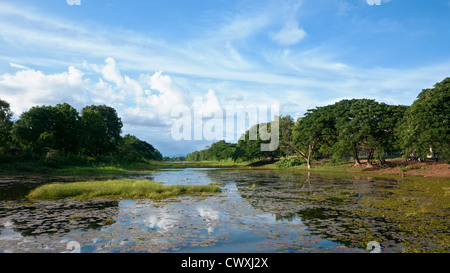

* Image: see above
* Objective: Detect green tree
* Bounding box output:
[80,105,123,156]
[331,99,380,166]
[398,78,450,161]
[120,134,162,161]
[0,99,13,151]
[12,103,80,154]
[278,115,295,157]
[293,104,336,169]
[236,123,269,161]
[53,103,80,153]
[374,104,409,163]
[326,99,408,166]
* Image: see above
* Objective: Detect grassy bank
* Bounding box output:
[27,179,221,200]
[0,158,242,177]
[1,155,448,180]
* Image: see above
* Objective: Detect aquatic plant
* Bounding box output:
[27,179,221,200]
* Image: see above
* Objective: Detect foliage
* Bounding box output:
[2,100,162,168]
[186,140,237,161]
[278,115,296,157]
[12,103,80,154]
[80,105,123,156]
[331,99,407,166]
[398,77,450,161]
[119,134,163,162]
[293,104,336,168]
[275,156,303,168]
[0,99,13,151]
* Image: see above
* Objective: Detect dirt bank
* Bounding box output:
[355,160,450,179]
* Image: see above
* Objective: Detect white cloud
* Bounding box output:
[201,89,222,117]
[66,0,81,6]
[100,57,124,87]
[0,66,86,114]
[271,22,307,46]
[9,62,31,70]
[197,206,219,234]
[0,58,192,130]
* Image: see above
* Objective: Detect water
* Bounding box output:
[0,169,448,253]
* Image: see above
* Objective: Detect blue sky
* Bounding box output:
[1,0,450,156]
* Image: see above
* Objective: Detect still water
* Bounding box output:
[0,168,448,253]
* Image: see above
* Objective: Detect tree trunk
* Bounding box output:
[353,145,361,166]
[366,147,374,167]
[306,144,313,169]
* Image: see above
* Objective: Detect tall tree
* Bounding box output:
[398,78,450,161]
[80,105,123,156]
[293,104,336,169]
[278,115,295,157]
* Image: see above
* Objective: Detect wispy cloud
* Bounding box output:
[66,0,81,6]
[9,62,31,70]
[271,22,307,46]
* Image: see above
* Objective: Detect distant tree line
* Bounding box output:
[0,102,162,166]
[187,77,449,167]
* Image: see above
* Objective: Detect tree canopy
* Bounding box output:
[185,76,448,167]
[398,77,450,160]
[3,101,162,166]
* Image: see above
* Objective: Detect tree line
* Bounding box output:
[187,77,449,168]
[0,102,162,166]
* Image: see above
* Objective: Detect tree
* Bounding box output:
[0,99,13,151]
[374,104,408,163]
[120,134,163,161]
[323,99,408,166]
[208,140,235,161]
[236,123,270,161]
[52,103,80,153]
[80,105,123,156]
[12,103,80,154]
[293,104,336,169]
[398,78,450,161]
[278,115,295,157]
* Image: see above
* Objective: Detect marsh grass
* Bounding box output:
[27,179,221,200]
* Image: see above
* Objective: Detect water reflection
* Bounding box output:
[0,168,447,253]
[0,199,118,237]
[197,206,219,234]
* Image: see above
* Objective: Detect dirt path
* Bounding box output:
[356,160,450,178]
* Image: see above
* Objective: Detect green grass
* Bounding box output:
[27,179,221,200]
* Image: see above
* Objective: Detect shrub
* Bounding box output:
[275,156,303,168]
[41,149,65,167]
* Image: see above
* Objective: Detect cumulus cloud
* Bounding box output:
[100,57,124,87]
[0,57,192,130]
[123,70,190,127]
[0,66,86,114]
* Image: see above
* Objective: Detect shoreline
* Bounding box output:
[241,159,450,180]
[0,159,448,180]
